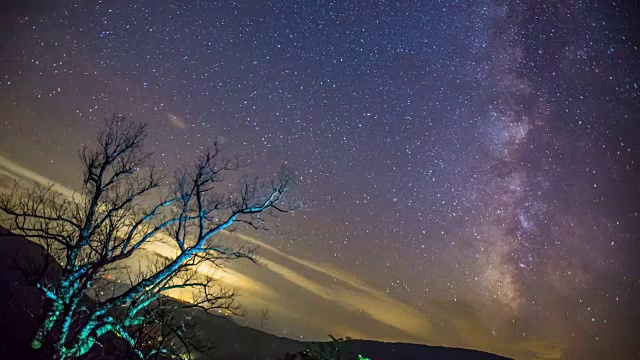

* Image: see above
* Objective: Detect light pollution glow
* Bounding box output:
[0,154,562,359]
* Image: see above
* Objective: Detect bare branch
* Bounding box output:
[0,115,298,359]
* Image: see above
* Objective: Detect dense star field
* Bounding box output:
[1,0,638,359]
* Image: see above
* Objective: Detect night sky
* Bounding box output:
[1,0,639,359]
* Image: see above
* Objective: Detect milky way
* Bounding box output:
[1,0,638,358]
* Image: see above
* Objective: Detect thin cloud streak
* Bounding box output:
[0,158,560,359]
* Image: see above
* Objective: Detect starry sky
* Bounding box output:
[1,0,639,359]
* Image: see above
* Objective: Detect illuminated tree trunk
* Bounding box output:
[31,301,64,351]
[55,301,79,357]
[62,320,112,359]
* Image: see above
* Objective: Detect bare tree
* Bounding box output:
[0,114,298,359]
[255,306,271,330]
[302,335,359,360]
[112,296,216,360]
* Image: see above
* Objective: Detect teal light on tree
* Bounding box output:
[0,115,298,359]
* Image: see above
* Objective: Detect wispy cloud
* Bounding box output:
[0,154,78,198]
[0,157,562,359]
[229,233,433,341]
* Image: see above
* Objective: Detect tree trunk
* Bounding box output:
[31,301,64,350]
